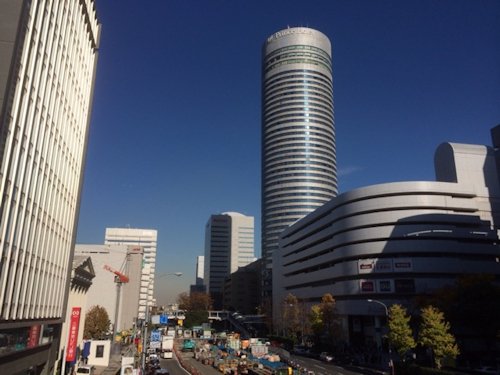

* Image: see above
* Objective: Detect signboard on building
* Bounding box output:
[358,259,376,274]
[27,325,41,348]
[358,258,394,274]
[66,307,81,362]
[394,259,413,272]
[377,279,394,293]
[360,280,375,292]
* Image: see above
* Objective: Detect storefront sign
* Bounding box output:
[27,325,41,348]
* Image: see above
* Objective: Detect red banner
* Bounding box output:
[27,325,41,348]
[66,307,81,362]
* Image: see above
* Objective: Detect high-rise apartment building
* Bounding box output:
[204,212,255,308]
[0,1,99,374]
[261,27,337,299]
[105,228,157,319]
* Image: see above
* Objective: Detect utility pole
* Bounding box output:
[141,305,149,374]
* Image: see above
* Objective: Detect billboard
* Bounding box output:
[66,307,82,362]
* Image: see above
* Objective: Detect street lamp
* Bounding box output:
[142,272,182,373]
[367,299,394,375]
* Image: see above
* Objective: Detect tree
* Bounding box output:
[308,304,323,348]
[282,294,300,341]
[418,305,459,369]
[177,291,212,311]
[83,305,110,339]
[388,304,416,360]
[320,293,337,339]
[177,291,213,328]
[426,274,500,359]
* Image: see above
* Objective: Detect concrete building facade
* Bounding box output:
[204,212,255,308]
[0,1,99,373]
[56,256,95,375]
[261,27,337,300]
[104,228,157,319]
[274,132,500,348]
[74,244,143,332]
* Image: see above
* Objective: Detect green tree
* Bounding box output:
[308,304,323,336]
[83,305,110,339]
[388,304,416,360]
[418,305,459,369]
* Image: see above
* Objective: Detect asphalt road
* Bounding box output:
[159,357,187,375]
[156,351,380,375]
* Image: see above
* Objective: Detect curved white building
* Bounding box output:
[275,139,500,344]
[262,27,337,297]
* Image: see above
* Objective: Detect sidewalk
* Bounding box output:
[93,345,133,375]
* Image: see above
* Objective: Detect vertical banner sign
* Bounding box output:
[27,325,41,348]
[66,307,81,362]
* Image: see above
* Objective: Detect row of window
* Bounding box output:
[265,77,332,95]
[265,141,335,156]
[265,149,336,166]
[265,161,335,175]
[265,45,331,65]
[265,123,334,139]
[265,58,331,74]
[265,77,333,98]
[265,97,334,118]
[265,136,334,152]
[264,69,332,88]
[265,177,338,189]
[264,105,333,124]
[265,84,333,105]
[265,90,333,109]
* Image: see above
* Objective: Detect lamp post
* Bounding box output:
[367,299,394,375]
[142,272,182,374]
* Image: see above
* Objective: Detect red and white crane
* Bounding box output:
[103,263,130,343]
[103,264,130,283]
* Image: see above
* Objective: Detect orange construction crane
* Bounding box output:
[103,264,129,283]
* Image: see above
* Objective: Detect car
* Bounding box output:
[76,365,94,375]
[319,352,334,362]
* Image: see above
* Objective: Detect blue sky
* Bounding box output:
[76,0,500,305]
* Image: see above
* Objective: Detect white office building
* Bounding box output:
[104,228,157,319]
[0,1,99,373]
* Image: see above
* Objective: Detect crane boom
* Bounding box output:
[103,264,129,283]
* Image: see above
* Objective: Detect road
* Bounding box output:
[158,357,187,375]
[156,352,380,375]
[288,356,367,375]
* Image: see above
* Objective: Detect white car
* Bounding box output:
[319,352,334,362]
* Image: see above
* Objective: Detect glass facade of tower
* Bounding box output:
[262,27,337,297]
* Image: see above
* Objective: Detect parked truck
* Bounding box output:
[161,336,174,359]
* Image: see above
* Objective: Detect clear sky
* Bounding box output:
[76,0,500,305]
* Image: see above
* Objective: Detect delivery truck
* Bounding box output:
[161,336,174,359]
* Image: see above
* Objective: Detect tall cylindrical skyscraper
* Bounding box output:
[261,27,337,298]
